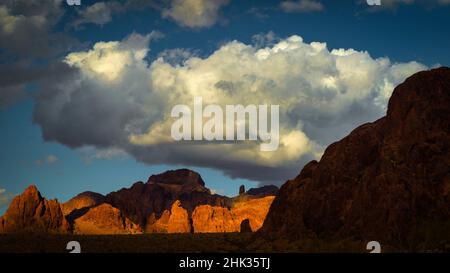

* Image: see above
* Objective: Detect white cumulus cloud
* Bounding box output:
[33,32,427,184]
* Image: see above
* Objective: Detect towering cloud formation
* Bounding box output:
[33,32,426,184]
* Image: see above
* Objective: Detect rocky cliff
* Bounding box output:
[145,195,275,233]
[192,196,275,233]
[105,169,229,228]
[166,200,191,233]
[192,205,236,233]
[260,67,450,247]
[0,185,69,233]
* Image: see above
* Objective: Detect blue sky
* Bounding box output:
[1,0,450,214]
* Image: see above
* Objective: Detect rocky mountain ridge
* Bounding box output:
[0,169,277,234]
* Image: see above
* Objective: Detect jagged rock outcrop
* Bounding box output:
[0,185,69,233]
[260,67,450,247]
[167,200,191,233]
[192,196,275,233]
[239,185,245,195]
[105,169,229,228]
[145,200,191,233]
[145,211,171,233]
[73,203,141,234]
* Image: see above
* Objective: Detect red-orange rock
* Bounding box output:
[192,196,275,233]
[260,67,450,246]
[192,205,236,233]
[231,196,275,232]
[73,203,141,234]
[0,185,69,233]
[145,200,191,233]
[145,211,171,233]
[167,200,191,233]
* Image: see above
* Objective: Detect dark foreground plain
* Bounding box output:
[0,233,449,253]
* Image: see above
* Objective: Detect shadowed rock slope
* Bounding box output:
[260,67,450,248]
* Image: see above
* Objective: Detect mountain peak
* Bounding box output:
[147,169,205,187]
[0,185,69,233]
[23,184,40,196]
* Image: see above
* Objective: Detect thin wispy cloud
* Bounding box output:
[35,155,59,166]
[162,0,230,28]
[280,0,324,13]
[0,188,13,209]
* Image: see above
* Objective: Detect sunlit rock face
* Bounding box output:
[73,203,141,235]
[0,170,277,235]
[191,196,275,233]
[192,205,236,233]
[62,191,105,216]
[0,185,69,234]
[167,200,191,233]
